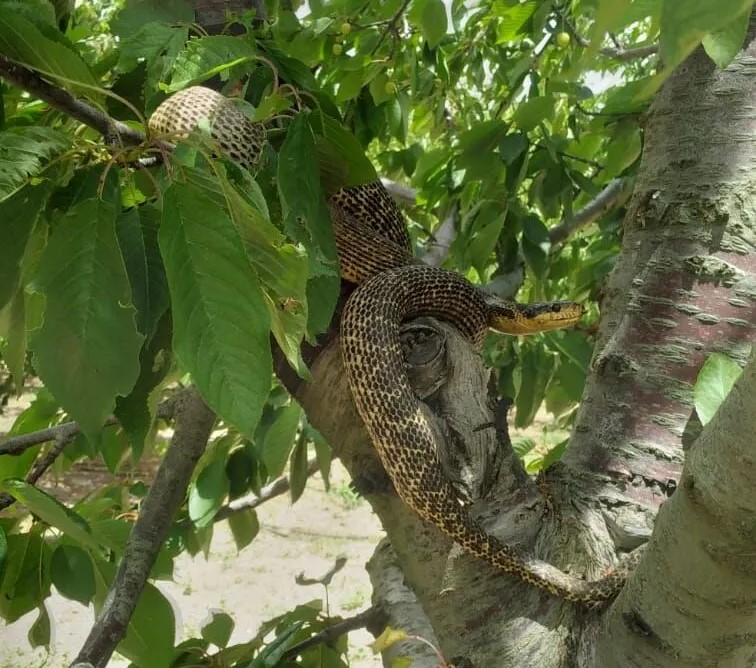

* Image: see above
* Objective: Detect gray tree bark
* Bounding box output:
[293,18,756,668]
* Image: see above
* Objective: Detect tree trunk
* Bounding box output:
[294,19,756,668]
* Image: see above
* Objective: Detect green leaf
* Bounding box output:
[260,402,302,480]
[513,96,555,132]
[604,122,642,177]
[278,112,338,260]
[693,352,743,425]
[493,1,537,42]
[112,0,195,36]
[248,621,305,668]
[0,286,28,389]
[602,74,665,115]
[28,604,51,648]
[520,215,549,280]
[311,111,379,194]
[117,22,186,75]
[514,345,555,428]
[0,0,56,27]
[30,197,143,443]
[168,36,257,91]
[418,0,448,48]
[114,311,173,458]
[189,436,233,528]
[115,204,170,340]
[50,544,95,605]
[702,8,751,68]
[0,182,51,309]
[499,132,529,164]
[660,0,753,69]
[0,127,69,201]
[201,610,235,648]
[278,113,340,337]
[159,166,272,439]
[92,557,176,668]
[228,509,260,551]
[0,530,52,623]
[0,13,97,92]
[289,438,308,503]
[0,480,99,548]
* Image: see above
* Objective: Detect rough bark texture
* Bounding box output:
[294,19,756,668]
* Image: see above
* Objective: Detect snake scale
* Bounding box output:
[149,86,631,604]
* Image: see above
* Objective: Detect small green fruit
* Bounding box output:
[332,43,343,55]
[556,32,571,48]
[340,22,351,35]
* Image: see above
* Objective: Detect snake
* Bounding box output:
[148,86,633,604]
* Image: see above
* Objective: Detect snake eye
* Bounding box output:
[551,303,562,312]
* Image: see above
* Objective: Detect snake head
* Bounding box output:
[484,296,584,335]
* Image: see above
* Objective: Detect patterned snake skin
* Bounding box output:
[149,86,634,604]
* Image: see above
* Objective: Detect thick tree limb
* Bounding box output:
[70,387,216,668]
[594,351,756,666]
[0,55,145,146]
[548,178,630,243]
[280,606,385,661]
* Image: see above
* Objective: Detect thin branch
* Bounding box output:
[0,55,145,146]
[380,177,417,209]
[0,396,179,457]
[0,433,74,511]
[548,178,630,243]
[71,387,216,668]
[280,607,385,661]
[214,458,320,521]
[371,0,412,55]
[562,22,658,62]
[424,203,459,268]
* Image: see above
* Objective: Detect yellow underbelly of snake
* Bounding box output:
[149,86,631,604]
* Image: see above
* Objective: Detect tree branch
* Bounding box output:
[0,433,74,511]
[0,55,145,146]
[70,387,216,668]
[548,179,631,243]
[423,202,459,267]
[280,607,385,661]
[0,395,179,456]
[380,177,417,209]
[595,351,756,664]
[371,0,412,55]
[562,23,659,62]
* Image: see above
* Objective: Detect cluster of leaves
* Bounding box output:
[0,0,752,665]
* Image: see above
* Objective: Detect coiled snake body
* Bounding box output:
[149,86,631,604]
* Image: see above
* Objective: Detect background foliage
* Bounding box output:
[0,0,752,665]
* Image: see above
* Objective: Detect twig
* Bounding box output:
[561,20,658,62]
[0,433,74,511]
[548,178,631,244]
[280,607,385,661]
[174,457,321,530]
[371,0,412,55]
[214,458,320,521]
[0,396,179,457]
[0,55,145,146]
[70,387,216,668]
